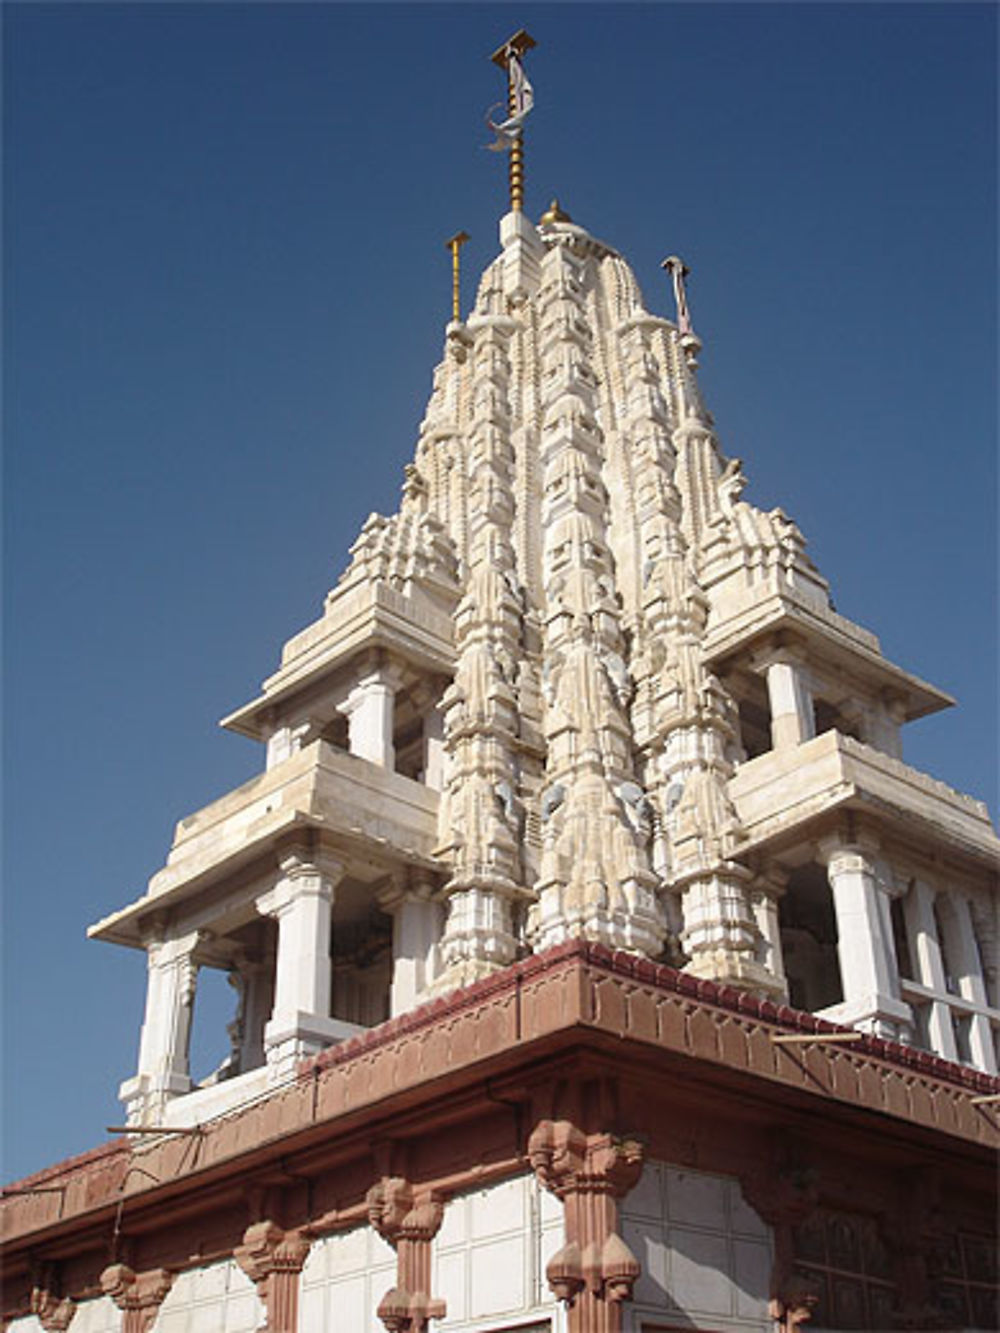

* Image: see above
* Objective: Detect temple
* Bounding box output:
[4,34,998,1333]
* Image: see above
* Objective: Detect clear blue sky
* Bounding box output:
[4,3,996,1182]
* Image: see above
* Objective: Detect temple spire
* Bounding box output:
[489,29,536,212]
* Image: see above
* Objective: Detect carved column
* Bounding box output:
[907,878,959,1060]
[258,846,347,1079]
[528,1120,642,1330]
[818,833,912,1039]
[380,876,440,1016]
[756,649,815,751]
[367,1176,446,1333]
[339,662,401,767]
[100,1265,174,1333]
[234,1220,310,1333]
[118,930,200,1124]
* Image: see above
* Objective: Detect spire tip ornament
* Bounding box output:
[662,254,702,369]
[487,30,537,213]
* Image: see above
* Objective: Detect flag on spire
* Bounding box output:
[485,48,534,151]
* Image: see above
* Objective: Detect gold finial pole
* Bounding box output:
[490,29,536,213]
[445,231,470,322]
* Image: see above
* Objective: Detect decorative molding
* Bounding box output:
[233,1219,310,1333]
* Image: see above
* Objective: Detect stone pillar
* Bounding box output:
[528,1120,643,1329]
[752,867,789,998]
[257,848,348,1079]
[817,835,911,1039]
[759,652,814,750]
[951,895,997,1073]
[368,1177,446,1332]
[100,1266,174,1333]
[234,1221,310,1333]
[380,878,440,1017]
[340,666,399,767]
[227,958,273,1074]
[119,931,200,1124]
[422,705,445,791]
[906,879,959,1061]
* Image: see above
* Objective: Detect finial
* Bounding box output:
[486,30,537,213]
[445,231,470,322]
[540,199,572,225]
[661,255,703,369]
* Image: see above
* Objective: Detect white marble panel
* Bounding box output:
[469,1175,526,1239]
[670,1227,732,1314]
[666,1166,727,1230]
[70,1298,121,1333]
[152,1260,261,1333]
[470,1235,526,1315]
[733,1238,771,1316]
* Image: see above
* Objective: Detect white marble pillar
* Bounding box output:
[951,895,997,1073]
[339,669,398,767]
[380,878,441,1016]
[763,656,814,750]
[751,868,789,998]
[906,879,959,1060]
[119,932,200,1123]
[229,960,273,1073]
[258,849,356,1079]
[422,705,446,791]
[818,836,911,1039]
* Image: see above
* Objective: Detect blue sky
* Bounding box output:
[3,2,996,1182]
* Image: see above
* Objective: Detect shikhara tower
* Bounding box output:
[9,33,997,1333]
[91,180,999,1128]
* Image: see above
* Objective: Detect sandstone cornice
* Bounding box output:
[4,943,996,1266]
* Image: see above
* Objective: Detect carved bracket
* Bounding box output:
[100,1264,174,1333]
[234,1219,311,1333]
[367,1176,446,1332]
[29,1288,75,1332]
[740,1155,820,1333]
[528,1119,643,1319]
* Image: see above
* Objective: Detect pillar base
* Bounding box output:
[816,995,913,1042]
[264,1012,366,1080]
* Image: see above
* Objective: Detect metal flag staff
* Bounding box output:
[487,29,537,212]
[445,231,470,322]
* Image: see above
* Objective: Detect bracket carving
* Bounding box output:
[528,1119,643,1324]
[99,1264,174,1333]
[740,1155,820,1333]
[29,1288,75,1332]
[234,1219,310,1333]
[367,1175,446,1332]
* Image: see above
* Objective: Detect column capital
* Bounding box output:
[29,1287,75,1332]
[817,830,880,869]
[257,848,344,918]
[234,1221,310,1333]
[100,1265,174,1333]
